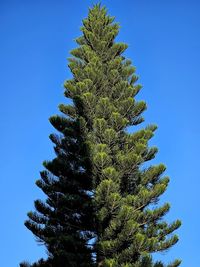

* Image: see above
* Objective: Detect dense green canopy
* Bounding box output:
[21,4,181,267]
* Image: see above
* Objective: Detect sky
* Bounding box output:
[0,0,199,266]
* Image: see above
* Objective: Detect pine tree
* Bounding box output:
[21,4,181,267]
[64,4,181,267]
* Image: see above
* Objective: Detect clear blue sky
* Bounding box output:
[0,0,199,266]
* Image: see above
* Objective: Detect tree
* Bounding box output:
[21,4,181,267]
[66,4,181,267]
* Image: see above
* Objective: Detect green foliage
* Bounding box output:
[67,3,181,266]
[21,3,181,267]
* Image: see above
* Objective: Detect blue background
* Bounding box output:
[0,0,199,266]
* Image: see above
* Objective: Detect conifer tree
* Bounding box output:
[21,4,181,267]
[65,4,181,267]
